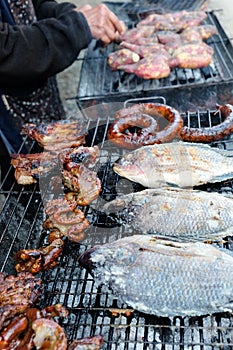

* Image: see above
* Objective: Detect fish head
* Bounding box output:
[113,153,156,187]
[78,241,138,285]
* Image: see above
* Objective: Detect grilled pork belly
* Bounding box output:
[22,119,87,151]
[11,152,58,185]
[62,162,102,206]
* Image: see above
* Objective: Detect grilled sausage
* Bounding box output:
[107,103,183,149]
[180,104,233,142]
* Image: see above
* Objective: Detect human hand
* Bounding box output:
[76,4,126,45]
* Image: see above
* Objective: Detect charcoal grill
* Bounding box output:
[77,10,233,110]
[1,98,233,348]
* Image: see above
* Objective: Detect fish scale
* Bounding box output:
[113,142,233,188]
[78,235,233,317]
[103,187,233,242]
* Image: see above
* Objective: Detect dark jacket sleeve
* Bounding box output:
[0,0,92,91]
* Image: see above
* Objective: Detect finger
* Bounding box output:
[107,10,126,34]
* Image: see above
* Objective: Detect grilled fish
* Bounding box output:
[103,187,233,242]
[78,235,233,317]
[113,142,233,188]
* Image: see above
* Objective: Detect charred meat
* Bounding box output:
[43,198,90,243]
[22,119,87,151]
[11,152,58,185]
[68,335,104,350]
[62,163,102,206]
[14,239,64,274]
[0,272,42,330]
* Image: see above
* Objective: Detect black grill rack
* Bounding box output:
[77,11,233,109]
[1,103,233,347]
[104,0,210,21]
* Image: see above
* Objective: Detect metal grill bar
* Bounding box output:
[1,108,233,347]
[77,11,233,106]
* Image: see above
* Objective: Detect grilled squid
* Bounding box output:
[107,103,183,149]
[180,104,233,142]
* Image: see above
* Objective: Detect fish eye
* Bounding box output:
[113,246,136,266]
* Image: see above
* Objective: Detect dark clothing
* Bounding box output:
[0,0,92,93]
[0,0,92,156]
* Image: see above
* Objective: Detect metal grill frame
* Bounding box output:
[76,11,233,108]
[1,104,233,348]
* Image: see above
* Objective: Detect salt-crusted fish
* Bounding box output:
[78,235,233,317]
[113,142,233,188]
[103,187,233,242]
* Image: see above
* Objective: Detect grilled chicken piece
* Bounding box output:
[137,10,207,32]
[107,48,140,70]
[198,24,218,40]
[120,41,170,59]
[180,25,218,43]
[157,31,181,45]
[119,25,155,43]
[43,198,90,243]
[169,42,214,69]
[0,272,42,330]
[62,162,102,206]
[123,35,158,46]
[22,119,86,151]
[180,27,202,43]
[118,55,170,80]
[11,152,58,185]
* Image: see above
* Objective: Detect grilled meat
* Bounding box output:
[62,163,102,206]
[119,41,170,59]
[113,142,233,188]
[32,318,68,350]
[59,146,100,168]
[180,25,218,43]
[11,152,58,185]
[180,103,233,143]
[137,10,207,31]
[79,235,233,317]
[22,119,87,151]
[108,102,183,148]
[198,24,218,40]
[0,272,42,330]
[107,48,140,70]
[169,42,214,69]
[123,35,158,46]
[68,335,104,350]
[156,31,181,45]
[43,198,90,242]
[14,239,64,274]
[103,187,233,242]
[119,26,155,44]
[0,304,68,349]
[118,55,170,79]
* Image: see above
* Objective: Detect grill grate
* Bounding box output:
[104,0,210,20]
[77,11,233,108]
[1,104,233,347]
